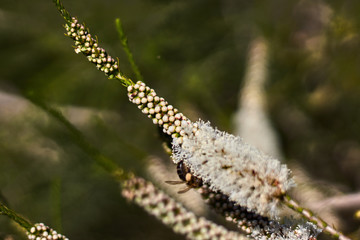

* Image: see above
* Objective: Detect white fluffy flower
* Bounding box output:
[172,120,295,217]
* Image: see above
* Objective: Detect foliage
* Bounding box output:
[0,0,359,239]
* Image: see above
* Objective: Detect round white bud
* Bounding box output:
[162,115,169,122]
[154,106,161,113]
[141,97,147,104]
[138,92,145,98]
[139,85,145,92]
[168,126,175,133]
[142,108,149,114]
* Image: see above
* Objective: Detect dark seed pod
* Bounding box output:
[199,184,273,234]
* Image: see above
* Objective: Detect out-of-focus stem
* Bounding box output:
[283,195,351,240]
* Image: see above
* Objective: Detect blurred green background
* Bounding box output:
[0,0,360,239]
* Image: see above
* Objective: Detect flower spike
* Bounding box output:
[173,120,295,218]
[51,1,351,238]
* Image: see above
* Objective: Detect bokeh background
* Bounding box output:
[0,0,360,239]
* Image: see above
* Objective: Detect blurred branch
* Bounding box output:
[233,36,283,159]
[310,192,360,212]
[25,92,123,180]
[122,175,249,240]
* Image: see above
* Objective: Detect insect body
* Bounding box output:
[165,161,203,193]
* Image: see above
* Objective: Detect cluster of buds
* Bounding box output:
[127,81,189,140]
[122,176,247,240]
[27,223,68,240]
[64,17,119,79]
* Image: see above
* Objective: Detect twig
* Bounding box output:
[115,18,143,82]
[283,195,351,240]
[0,202,32,231]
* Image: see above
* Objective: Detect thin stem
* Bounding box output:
[53,0,72,22]
[115,18,143,82]
[283,194,351,240]
[0,202,32,231]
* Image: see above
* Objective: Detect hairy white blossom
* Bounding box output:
[172,120,295,217]
[251,221,321,240]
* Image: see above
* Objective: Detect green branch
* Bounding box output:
[0,202,32,231]
[52,0,72,22]
[115,18,143,82]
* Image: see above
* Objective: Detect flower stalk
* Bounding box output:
[50,0,351,239]
[115,18,143,82]
[0,202,32,231]
[283,195,351,240]
[53,0,133,86]
[172,120,294,218]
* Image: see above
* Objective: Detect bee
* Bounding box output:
[165,161,203,193]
